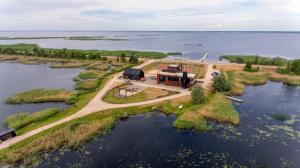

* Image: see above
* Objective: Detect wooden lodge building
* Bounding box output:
[157,64,197,89]
[123,68,145,80]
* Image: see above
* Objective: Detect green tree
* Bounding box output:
[191,85,206,105]
[290,60,300,75]
[129,55,138,64]
[213,75,231,92]
[120,53,126,62]
[254,55,259,64]
[244,62,252,71]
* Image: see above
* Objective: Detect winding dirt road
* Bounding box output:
[0,60,215,149]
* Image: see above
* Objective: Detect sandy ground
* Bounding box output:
[0,60,215,149]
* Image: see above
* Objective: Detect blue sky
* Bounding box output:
[0,0,300,31]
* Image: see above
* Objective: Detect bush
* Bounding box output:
[4,108,61,130]
[191,85,206,105]
[213,75,231,92]
[244,62,259,72]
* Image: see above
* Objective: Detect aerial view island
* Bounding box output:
[0,1,300,168]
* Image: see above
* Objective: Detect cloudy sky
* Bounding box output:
[1,0,300,31]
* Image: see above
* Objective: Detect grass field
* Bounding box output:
[6,89,78,105]
[103,86,177,104]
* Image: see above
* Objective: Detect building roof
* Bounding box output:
[158,71,197,78]
[124,68,144,75]
[0,129,15,137]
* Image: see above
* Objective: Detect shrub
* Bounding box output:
[4,108,61,130]
[191,85,206,105]
[244,62,259,72]
[213,75,231,92]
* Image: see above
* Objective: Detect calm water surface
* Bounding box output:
[0,31,300,60]
[0,62,82,131]
[35,82,300,168]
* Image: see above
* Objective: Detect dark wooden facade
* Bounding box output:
[0,129,16,141]
[123,68,144,80]
[157,72,194,89]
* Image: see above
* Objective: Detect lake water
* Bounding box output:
[35,82,300,168]
[0,31,300,60]
[0,62,82,131]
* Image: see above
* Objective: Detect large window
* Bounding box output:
[168,77,179,81]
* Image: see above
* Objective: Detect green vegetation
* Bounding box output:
[75,79,99,91]
[173,114,207,131]
[277,59,300,75]
[68,36,128,41]
[220,55,288,66]
[173,93,239,131]
[244,62,259,72]
[6,89,78,105]
[0,37,65,40]
[167,52,182,56]
[103,86,176,104]
[213,74,231,92]
[217,64,300,95]
[0,43,166,59]
[0,89,239,165]
[191,85,206,105]
[128,55,139,64]
[270,113,290,121]
[50,62,90,68]
[78,70,99,80]
[4,108,61,130]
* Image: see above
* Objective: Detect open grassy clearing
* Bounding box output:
[142,61,208,79]
[216,64,300,95]
[103,85,178,104]
[6,89,78,105]
[4,108,62,130]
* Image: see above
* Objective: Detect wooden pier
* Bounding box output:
[200,53,209,62]
[226,96,244,103]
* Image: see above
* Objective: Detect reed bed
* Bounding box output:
[0,116,115,164]
[4,108,61,130]
[6,89,78,105]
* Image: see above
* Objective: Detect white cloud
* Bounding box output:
[0,0,299,30]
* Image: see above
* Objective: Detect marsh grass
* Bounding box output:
[173,110,208,131]
[78,70,103,80]
[270,113,290,121]
[75,79,99,91]
[4,108,61,130]
[86,62,110,70]
[6,89,78,105]
[0,116,115,164]
[50,62,90,68]
[218,64,300,95]
[173,93,239,131]
[0,90,237,165]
